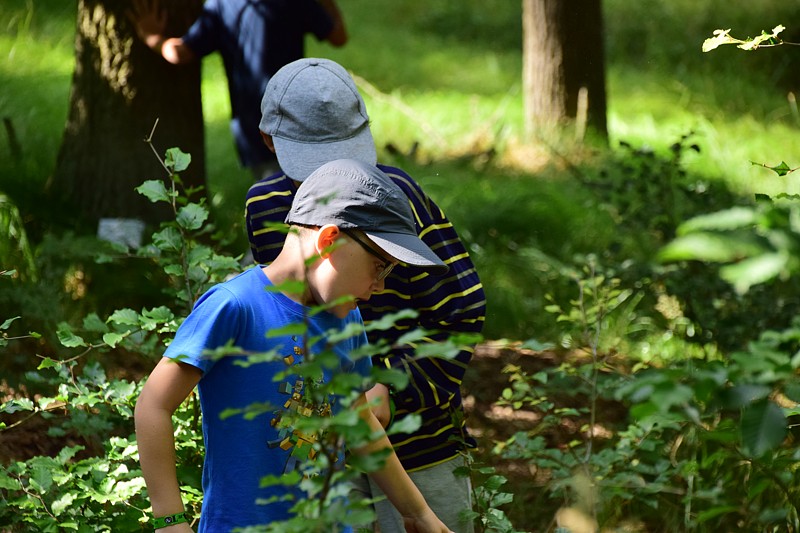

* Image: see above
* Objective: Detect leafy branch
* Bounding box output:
[702,25,795,52]
[750,160,799,177]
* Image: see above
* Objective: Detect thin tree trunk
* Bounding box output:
[51,0,205,228]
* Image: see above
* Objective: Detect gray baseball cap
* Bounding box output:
[260,58,377,182]
[286,159,448,274]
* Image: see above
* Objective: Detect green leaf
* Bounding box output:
[658,233,764,263]
[176,203,208,231]
[141,306,175,331]
[371,368,409,392]
[81,313,108,333]
[102,332,125,348]
[37,358,61,370]
[30,466,53,493]
[165,147,192,173]
[0,471,21,490]
[741,400,787,457]
[677,207,758,234]
[520,338,554,351]
[56,445,84,464]
[754,160,793,177]
[719,383,772,409]
[387,413,421,436]
[720,252,787,294]
[395,329,431,346]
[266,322,307,339]
[108,308,140,326]
[51,492,77,516]
[483,474,508,492]
[696,505,740,524]
[153,227,183,251]
[366,309,418,332]
[135,180,170,203]
[264,279,306,297]
[2,397,34,413]
[702,29,736,52]
[142,306,175,323]
[783,382,800,403]
[1,316,19,330]
[56,322,86,348]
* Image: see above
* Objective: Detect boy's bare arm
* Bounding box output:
[353,393,453,533]
[135,357,202,530]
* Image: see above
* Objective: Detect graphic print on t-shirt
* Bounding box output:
[267,345,333,473]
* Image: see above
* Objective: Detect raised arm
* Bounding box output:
[127,0,197,64]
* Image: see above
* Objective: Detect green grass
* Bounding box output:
[3,0,800,339]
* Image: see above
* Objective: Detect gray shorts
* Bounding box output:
[351,456,474,533]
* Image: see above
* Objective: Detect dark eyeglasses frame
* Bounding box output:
[342,230,396,281]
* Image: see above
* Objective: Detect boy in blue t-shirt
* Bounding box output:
[135,159,453,532]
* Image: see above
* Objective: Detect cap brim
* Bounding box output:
[273,127,377,182]
[366,231,449,275]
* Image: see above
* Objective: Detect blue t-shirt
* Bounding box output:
[182,0,335,168]
[164,266,370,532]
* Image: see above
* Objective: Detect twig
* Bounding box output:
[144,118,171,177]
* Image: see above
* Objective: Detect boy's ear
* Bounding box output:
[315,225,341,257]
[261,132,276,153]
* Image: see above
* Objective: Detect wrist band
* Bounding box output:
[152,511,189,529]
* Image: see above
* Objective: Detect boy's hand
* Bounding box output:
[402,508,454,533]
[126,0,167,48]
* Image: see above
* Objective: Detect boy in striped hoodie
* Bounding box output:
[245,58,486,533]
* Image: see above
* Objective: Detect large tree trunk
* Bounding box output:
[522,0,608,141]
[51,0,205,228]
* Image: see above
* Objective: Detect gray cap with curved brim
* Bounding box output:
[286,159,448,275]
[260,58,377,182]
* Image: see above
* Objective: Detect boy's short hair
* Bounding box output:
[259,58,376,182]
[287,159,447,274]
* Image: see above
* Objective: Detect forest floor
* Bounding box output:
[0,341,624,531]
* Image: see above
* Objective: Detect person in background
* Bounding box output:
[245,58,486,533]
[135,158,454,532]
[128,0,347,179]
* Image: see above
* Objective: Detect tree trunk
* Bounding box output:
[51,0,205,228]
[522,0,608,141]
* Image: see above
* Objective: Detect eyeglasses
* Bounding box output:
[342,230,396,281]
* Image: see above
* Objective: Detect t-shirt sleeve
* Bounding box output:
[181,0,223,58]
[163,286,242,374]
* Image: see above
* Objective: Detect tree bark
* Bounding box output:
[51,0,205,227]
[522,0,608,141]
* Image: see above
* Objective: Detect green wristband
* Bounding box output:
[152,511,189,529]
